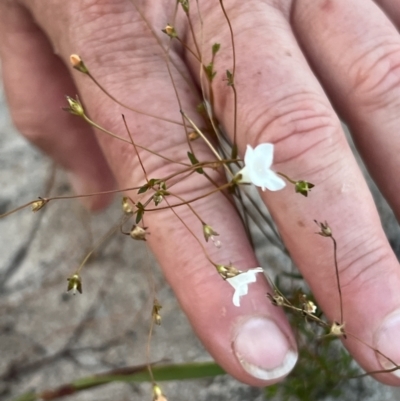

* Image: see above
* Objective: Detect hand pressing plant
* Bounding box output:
[1,0,400,400]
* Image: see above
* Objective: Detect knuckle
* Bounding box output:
[246,92,341,167]
[349,43,400,110]
[338,233,392,297]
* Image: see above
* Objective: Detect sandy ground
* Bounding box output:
[1,80,400,401]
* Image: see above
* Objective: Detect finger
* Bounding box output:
[0,2,115,210]
[291,0,400,380]
[193,0,400,384]
[376,1,400,26]
[292,0,400,221]
[19,0,298,386]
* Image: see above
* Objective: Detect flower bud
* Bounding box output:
[216,264,241,280]
[70,54,89,74]
[130,225,148,241]
[64,96,85,117]
[122,197,133,215]
[162,24,177,38]
[31,198,48,212]
[153,384,167,401]
[67,274,82,295]
[315,220,332,237]
[295,180,315,197]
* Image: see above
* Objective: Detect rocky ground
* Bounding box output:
[1,80,400,401]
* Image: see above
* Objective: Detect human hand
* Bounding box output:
[1,0,400,387]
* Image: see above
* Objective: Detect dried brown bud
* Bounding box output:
[330,321,345,337]
[267,292,285,306]
[130,225,148,241]
[31,198,48,212]
[315,220,332,237]
[162,24,177,38]
[216,264,241,280]
[64,96,85,116]
[67,274,82,295]
[188,131,199,141]
[122,197,133,215]
[152,299,162,326]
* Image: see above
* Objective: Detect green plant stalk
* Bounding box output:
[13,362,225,401]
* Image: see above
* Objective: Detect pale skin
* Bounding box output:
[1,0,400,387]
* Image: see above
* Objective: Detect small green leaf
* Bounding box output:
[226,70,234,86]
[135,202,144,224]
[187,152,204,174]
[138,185,148,194]
[137,179,158,194]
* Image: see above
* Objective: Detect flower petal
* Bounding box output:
[253,143,274,168]
[232,289,242,307]
[226,268,264,307]
[261,170,286,191]
[244,144,255,167]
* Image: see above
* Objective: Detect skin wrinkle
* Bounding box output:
[350,46,400,102]
[340,248,392,295]
[247,107,339,167]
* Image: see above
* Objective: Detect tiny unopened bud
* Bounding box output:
[295,180,315,197]
[130,225,148,241]
[216,264,241,280]
[64,96,84,116]
[188,131,199,141]
[303,300,317,314]
[153,384,167,401]
[67,274,82,295]
[162,24,177,38]
[267,292,285,306]
[178,0,189,13]
[122,197,133,215]
[31,198,48,212]
[315,220,332,237]
[70,54,89,74]
[152,299,162,326]
[153,193,164,206]
[203,224,218,242]
[212,43,221,55]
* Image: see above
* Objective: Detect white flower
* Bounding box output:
[236,143,286,191]
[226,267,264,307]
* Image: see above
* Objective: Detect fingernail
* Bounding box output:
[374,310,400,378]
[233,316,298,381]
